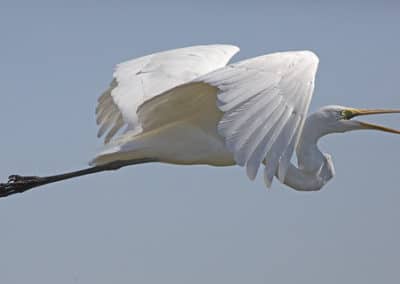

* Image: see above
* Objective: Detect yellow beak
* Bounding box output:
[347,108,400,134]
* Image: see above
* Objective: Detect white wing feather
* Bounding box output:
[197,51,319,187]
[96,44,239,143]
[95,48,318,188]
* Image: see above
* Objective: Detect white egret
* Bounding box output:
[1,44,400,197]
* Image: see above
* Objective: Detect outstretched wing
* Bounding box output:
[96,44,239,143]
[197,51,319,187]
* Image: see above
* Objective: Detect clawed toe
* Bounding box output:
[8,175,20,183]
[8,175,40,183]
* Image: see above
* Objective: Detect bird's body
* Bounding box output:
[93,82,234,167]
[92,45,322,189]
[1,44,399,197]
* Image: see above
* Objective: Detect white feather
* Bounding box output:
[93,48,319,188]
[199,50,319,185]
[96,44,239,143]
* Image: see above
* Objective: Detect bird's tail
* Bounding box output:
[90,131,153,166]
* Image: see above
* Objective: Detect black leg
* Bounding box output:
[0,158,157,198]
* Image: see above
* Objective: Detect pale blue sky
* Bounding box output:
[1,1,400,283]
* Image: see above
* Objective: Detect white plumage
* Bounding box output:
[92,45,319,188]
[198,51,318,186]
[2,44,398,196]
[96,45,239,143]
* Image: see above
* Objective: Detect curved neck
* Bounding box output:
[280,113,335,191]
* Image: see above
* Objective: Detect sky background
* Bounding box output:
[1,0,400,283]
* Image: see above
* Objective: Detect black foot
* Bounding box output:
[0,175,44,198]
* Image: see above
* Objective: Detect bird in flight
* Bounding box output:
[1,44,399,197]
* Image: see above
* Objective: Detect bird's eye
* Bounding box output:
[340,110,353,120]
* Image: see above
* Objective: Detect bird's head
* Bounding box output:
[314,105,400,135]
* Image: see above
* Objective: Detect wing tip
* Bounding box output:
[219,44,240,55]
[298,50,319,66]
[263,174,273,189]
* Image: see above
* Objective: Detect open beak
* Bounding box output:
[347,108,400,134]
